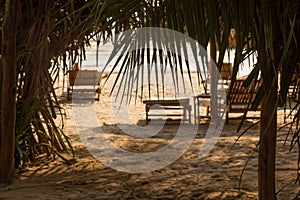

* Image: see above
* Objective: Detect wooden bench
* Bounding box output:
[143,98,191,124]
[67,70,101,100]
[226,78,261,123]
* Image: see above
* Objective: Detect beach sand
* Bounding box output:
[0,73,299,200]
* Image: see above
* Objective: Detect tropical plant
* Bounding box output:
[0,0,100,183]
[0,0,299,200]
[0,0,145,184]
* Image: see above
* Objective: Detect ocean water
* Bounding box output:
[81,41,255,78]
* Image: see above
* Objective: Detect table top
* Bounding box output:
[143,97,190,105]
[194,93,211,98]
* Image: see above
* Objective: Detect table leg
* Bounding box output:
[194,97,196,124]
[188,105,191,124]
[183,106,186,124]
[145,105,149,125]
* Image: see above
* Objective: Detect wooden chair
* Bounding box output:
[289,63,300,99]
[193,63,233,124]
[67,70,101,101]
[220,63,233,84]
[226,77,261,124]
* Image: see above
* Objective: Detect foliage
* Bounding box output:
[0,0,145,169]
[0,1,92,168]
[0,0,299,197]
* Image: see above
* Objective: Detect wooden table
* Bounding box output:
[143,98,191,124]
[193,93,211,124]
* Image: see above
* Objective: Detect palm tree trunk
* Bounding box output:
[258,9,280,199]
[259,82,277,199]
[0,0,18,184]
[257,33,277,200]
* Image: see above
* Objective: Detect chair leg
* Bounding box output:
[145,105,149,125]
[95,87,101,101]
[183,107,187,124]
[188,106,191,124]
[226,111,229,124]
[207,106,210,116]
[67,87,71,100]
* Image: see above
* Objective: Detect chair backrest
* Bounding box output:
[228,78,261,106]
[220,63,233,82]
[69,70,100,86]
[286,63,300,100]
[291,63,300,83]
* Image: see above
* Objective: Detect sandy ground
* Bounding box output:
[0,73,299,200]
